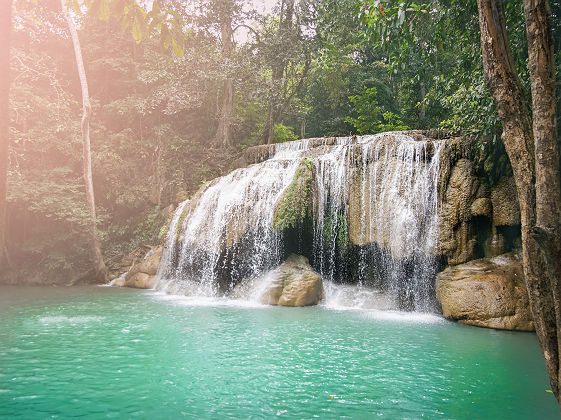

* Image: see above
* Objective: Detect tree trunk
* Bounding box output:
[478,0,561,404]
[215,15,234,148]
[0,1,12,271]
[524,0,561,403]
[61,0,107,282]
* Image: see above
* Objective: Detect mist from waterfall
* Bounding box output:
[155,134,445,311]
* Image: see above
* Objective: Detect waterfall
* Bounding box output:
[155,145,306,296]
[313,134,444,311]
[155,133,445,311]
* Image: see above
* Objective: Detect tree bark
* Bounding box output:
[215,14,234,148]
[61,0,107,282]
[478,0,561,404]
[524,0,561,403]
[0,1,12,271]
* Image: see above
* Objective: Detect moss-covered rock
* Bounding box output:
[322,212,351,254]
[272,158,315,229]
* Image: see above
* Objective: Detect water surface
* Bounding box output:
[0,286,558,419]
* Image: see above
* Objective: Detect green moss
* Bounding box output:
[273,158,315,229]
[158,223,169,242]
[175,205,190,242]
[322,212,351,253]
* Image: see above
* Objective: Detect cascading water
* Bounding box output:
[155,142,309,296]
[155,133,445,311]
[314,134,444,311]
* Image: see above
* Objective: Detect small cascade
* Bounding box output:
[155,145,306,296]
[155,133,445,311]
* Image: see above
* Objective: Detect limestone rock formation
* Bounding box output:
[436,253,534,331]
[490,177,520,226]
[438,155,521,265]
[121,247,163,289]
[470,197,493,218]
[254,254,324,306]
[439,158,481,264]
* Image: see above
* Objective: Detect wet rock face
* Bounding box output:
[122,247,163,289]
[258,254,324,307]
[436,253,534,331]
[439,159,481,264]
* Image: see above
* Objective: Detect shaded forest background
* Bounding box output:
[4,0,561,283]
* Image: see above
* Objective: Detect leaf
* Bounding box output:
[98,0,110,21]
[121,15,131,33]
[398,9,404,26]
[161,26,171,50]
[171,37,184,58]
[71,0,81,14]
[132,19,143,43]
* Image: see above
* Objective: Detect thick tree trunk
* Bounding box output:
[0,1,12,271]
[61,0,107,282]
[215,17,234,148]
[524,0,561,402]
[478,0,561,404]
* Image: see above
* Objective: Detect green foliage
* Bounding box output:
[433,73,501,138]
[273,159,315,230]
[243,122,299,148]
[272,123,299,144]
[345,87,407,134]
[126,206,169,250]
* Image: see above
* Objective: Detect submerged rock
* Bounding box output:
[122,247,163,289]
[436,253,533,331]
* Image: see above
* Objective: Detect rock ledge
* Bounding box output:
[436,253,534,331]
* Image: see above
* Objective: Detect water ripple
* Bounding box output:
[0,286,557,419]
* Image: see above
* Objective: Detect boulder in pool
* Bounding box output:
[259,254,324,307]
[436,253,534,331]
